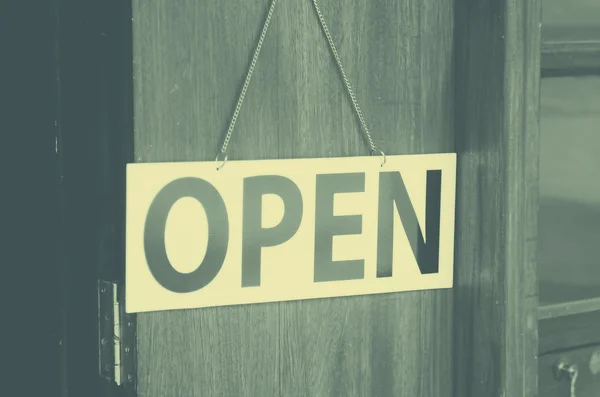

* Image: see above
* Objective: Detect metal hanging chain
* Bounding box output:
[310,0,382,158]
[216,0,279,170]
[216,0,385,170]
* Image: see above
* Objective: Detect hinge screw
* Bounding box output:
[100,338,108,346]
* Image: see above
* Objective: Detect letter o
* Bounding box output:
[143,177,229,293]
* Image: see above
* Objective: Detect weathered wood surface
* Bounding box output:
[453,0,541,396]
[132,0,453,396]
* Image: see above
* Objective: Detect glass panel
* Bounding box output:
[539,76,600,305]
[543,0,600,42]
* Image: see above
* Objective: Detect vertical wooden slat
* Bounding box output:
[452,0,541,396]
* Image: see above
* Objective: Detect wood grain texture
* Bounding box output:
[131,0,453,396]
[453,0,541,397]
[277,1,453,396]
[132,2,280,396]
[539,344,600,397]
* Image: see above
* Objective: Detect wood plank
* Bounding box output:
[539,310,600,355]
[453,0,541,396]
[539,344,600,397]
[277,0,453,396]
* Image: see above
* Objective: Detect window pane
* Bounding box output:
[539,76,600,304]
[543,0,600,42]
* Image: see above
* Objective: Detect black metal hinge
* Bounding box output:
[98,280,137,392]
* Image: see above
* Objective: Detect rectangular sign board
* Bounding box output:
[126,154,456,313]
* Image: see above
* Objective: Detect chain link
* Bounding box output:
[216,0,384,169]
[310,0,379,155]
[217,0,278,167]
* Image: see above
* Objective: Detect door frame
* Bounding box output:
[449,1,541,396]
[50,0,134,396]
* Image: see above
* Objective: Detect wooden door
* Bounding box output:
[127,1,541,396]
[132,1,453,395]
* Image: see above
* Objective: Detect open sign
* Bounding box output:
[126,154,456,313]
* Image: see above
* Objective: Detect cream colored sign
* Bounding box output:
[126,154,456,313]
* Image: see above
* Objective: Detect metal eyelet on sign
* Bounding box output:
[215,152,228,171]
[371,148,386,167]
